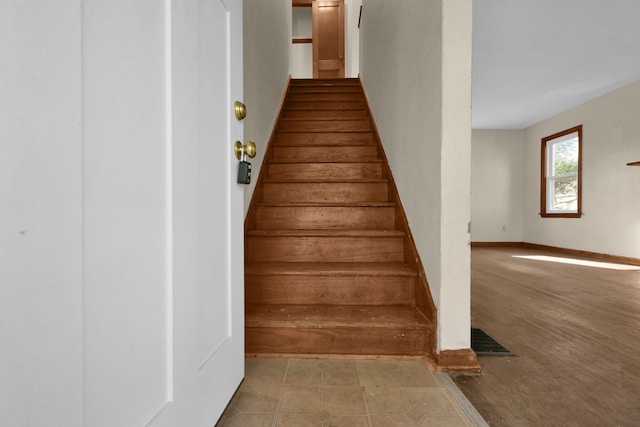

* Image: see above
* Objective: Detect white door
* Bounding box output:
[82,0,245,426]
[2,0,243,426]
[156,0,246,424]
[187,0,246,422]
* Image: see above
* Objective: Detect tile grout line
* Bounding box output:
[271,359,291,427]
[354,361,375,427]
[399,385,414,422]
[321,359,325,424]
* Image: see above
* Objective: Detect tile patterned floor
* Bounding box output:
[216,358,476,427]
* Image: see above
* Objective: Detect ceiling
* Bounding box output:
[472,0,640,129]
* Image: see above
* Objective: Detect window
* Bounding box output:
[540,125,582,218]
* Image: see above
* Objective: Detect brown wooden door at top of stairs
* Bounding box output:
[313,0,344,79]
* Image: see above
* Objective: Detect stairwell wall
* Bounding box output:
[243,0,292,213]
[345,0,362,78]
[359,0,473,352]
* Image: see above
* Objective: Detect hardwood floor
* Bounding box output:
[452,247,640,426]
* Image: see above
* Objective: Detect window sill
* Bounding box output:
[540,212,582,218]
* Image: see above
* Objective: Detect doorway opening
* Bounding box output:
[292,0,351,79]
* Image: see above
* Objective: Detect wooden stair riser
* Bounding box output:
[286,92,364,102]
[272,145,379,163]
[290,78,360,86]
[246,236,405,263]
[268,162,382,181]
[245,327,428,356]
[245,275,415,305]
[288,86,362,94]
[278,119,371,133]
[281,109,369,120]
[285,100,367,111]
[262,182,388,203]
[256,206,395,230]
[277,132,374,146]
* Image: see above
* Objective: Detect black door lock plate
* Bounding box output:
[237,160,252,184]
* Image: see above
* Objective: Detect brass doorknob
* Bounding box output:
[234,101,246,121]
[234,140,256,160]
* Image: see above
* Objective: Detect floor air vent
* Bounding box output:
[471,328,515,356]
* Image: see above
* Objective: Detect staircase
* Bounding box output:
[245,78,435,357]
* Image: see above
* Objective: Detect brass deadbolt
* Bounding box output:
[234,140,256,160]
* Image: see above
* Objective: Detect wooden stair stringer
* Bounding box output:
[356,78,438,361]
[243,76,292,233]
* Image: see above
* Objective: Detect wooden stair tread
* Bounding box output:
[276,132,375,146]
[282,107,367,111]
[287,88,363,94]
[272,143,374,147]
[291,78,360,82]
[269,159,379,164]
[262,182,389,203]
[277,131,373,135]
[278,129,371,133]
[245,262,417,276]
[291,78,360,81]
[286,94,366,101]
[288,92,361,95]
[281,115,368,120]
[247,229,404,237]
[278,130,371,134]
[246,304,431,329]
[268,162,382,181]
[256,202,395,207]
[263,178,388,183]
[271,146,380,163]
[269,161,382,165]
[275,141,377,147]
[285,101,368,111]
[290,82,360,88]
[282,112,369,120]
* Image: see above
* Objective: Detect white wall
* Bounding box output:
[439,0,473,351]
[291,43,313,78]
[0,1,83,425]
[344,0,362,77]
[523,80,640,259]
[293,6,313,37]
[471,130,525,242]
[360,0,473,351]
[244,0,291,212]
[292,7,313,78]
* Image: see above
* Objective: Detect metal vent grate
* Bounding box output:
[471,328,515,356]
